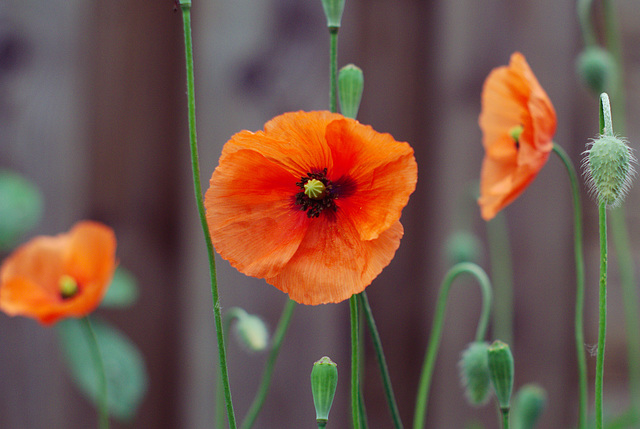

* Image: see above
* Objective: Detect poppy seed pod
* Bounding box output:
[487,340,514,411]
[576,47,617,96]
[320,0,345,29]
[459,342,492,406]
[338,64,364,120]
[512,384,547,429]
[584,134,635,207]
[311,356,338,426]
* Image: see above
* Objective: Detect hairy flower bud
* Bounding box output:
[584,134,635,207]
[311,356,338,426]
[576,47,617,96]
[487,340,514,411]
[338,64,364,120]
[512,384,546,429]
[459,342,492,406]
[445,231,482,265]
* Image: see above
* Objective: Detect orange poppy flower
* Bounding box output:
[205,111,417,305]
[0,221,117,325]
[478,52,557,220]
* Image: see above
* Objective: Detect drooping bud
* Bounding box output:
[311,356,338,426]
[338,64,364,120]
[512,384,546,429]
[487,340,514,411]
[576,47,617,96]
[445,231,482,265]
[459,342,492,406]
[59,274,79,299]
[320,0,345,29]
[583,134,635,208]
[228,308,270,352]
[304,179,327,200]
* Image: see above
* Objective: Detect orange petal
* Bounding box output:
[266,217,404,305]
[324,118,417,241]
[206,148,309,278]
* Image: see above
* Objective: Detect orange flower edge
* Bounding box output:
[205,111,418,305]
[0,221,117,325]
[478,52,557,220]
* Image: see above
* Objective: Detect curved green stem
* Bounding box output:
[358,292,404,429]
[552,143,588,429]
[412,262,493,429]
[577,0,597,47]
[82,317,109,429]
[241,299,297,429]
[179,3,237,428]
[595,201,608,429]
[350,295,363,429]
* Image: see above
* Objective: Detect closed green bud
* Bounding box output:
[584,134,635,207]
[320,0,345,29]
[338,64,364,120]
[487,340,514,411]
[512,384,546,429]
[311,356,338,425]
[227,308,270,352]
[445,231,482,265]
[576,47,617,96]
[459,342,492,406]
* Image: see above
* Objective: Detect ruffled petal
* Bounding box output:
[206,148,309,278]
[324,118,417,241]
[266,217,404,305]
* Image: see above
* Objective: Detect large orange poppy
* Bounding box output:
[205,111,417,305]
[0,221,117,325]
[478,52,557,220]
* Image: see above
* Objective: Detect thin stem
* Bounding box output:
[487,213,514,346]
[501,408,510,429]
[329,27,338,114]
[412,262,493,429]
[82,317,109,429]
[358,292,404,429]
[552,143,588,429]
[576,0,597,47]
[595,201,608,429]
[241,300,297,429]
[350,295,362,429]
[179,3,237,428]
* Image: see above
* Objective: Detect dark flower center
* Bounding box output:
[295,168,337,218]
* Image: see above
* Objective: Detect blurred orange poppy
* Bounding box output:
[478,52,557,220]
[205,111,417,305]
[0,221,117,325]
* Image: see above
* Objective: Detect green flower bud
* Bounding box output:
[320,0,345,29]
[512,384,546,429]
[338,64,364,120]
[229,308,270,352]
[459,342,492,406]
[576,47,617,96]
[487,340,514,411]
[311,356,338,425]
[445,231,482,265]
[584,134,635,207]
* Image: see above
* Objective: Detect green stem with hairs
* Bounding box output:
[552,143,588,429]
[179,2,236,428]
[82,317,109,429]
[595,200,608,429]
[413,262,493,429]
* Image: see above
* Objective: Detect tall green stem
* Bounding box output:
[487,213,513,347]
[595,201,608,429]
[329,27,338,113]
[552,144,588,429]
[82,317,109,429]
[358,292,404,429]
[413,262,493,429]
[241,300,297,429]
[179,3,237,428]
[350,295,363,429]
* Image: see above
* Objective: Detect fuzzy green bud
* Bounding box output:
[584,134,635,207]
[311,356,338,425]
[229,308,270,352]
[320,0,345,29]
[338,64,364,120]
[512,384,546,429]
[459,342,492,406]
[445,231,482,265]
[576,47,617,96]
[487,340,514,411]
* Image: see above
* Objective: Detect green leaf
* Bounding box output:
[101,266,139,308]
[0,169,43,252]
[57,318,148,421]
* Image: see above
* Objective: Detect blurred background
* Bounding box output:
[1,0,640,427]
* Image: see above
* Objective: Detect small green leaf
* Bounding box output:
[0,169,43,252]
[57,318,148,421]
[101,267,139,308]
